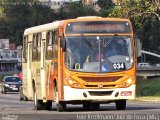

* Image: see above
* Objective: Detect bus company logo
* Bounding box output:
[98,84,103,88]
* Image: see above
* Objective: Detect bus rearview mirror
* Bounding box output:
[135,38,141,58]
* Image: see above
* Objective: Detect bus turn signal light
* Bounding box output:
[120,78,134,88]
[65,79,81,88]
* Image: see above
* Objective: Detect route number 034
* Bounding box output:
[113,63,125,70]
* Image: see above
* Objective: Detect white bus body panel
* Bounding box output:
[63,84,135,101]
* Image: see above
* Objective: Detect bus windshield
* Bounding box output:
[65,35,133,73]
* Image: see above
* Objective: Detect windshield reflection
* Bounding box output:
[65,36,133,73]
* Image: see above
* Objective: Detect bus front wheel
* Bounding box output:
[83,102,92,110]
[115,100,126,110]
[91,103,100,110]
[45,101,52,110]
[54,85,66,112]
[56,102,66,112]
[34,90,43,110]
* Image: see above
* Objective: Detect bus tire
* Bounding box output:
[1,88,3,94]
[19,87,24,101]
[83,102,92,111]
[34,90,43,110]
[1,88,3,93]
[24,96,28,101]
[3,87,6,94]
[19,95,24,101]
[45,101,52,110]
[91,103,100,110]
[54,84,66,112]
[115,100,126,110]
[57,102,66,112]
[54,85,58,103]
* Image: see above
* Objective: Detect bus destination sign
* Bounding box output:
[65,21,131,34]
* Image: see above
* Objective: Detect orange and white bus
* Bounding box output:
[22,16,141,111]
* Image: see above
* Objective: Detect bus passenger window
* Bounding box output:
[46,31,53,59]
[23,36,28,63]
[32,35,37,61]
[37,33,41,60]
[32,33,41,61]
[52,31,58,59]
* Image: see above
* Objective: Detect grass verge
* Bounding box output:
[136,77,160,101]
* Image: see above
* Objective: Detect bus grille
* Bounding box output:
[79,76,122,82]
[88,91,113,96]
[85,84,116,88]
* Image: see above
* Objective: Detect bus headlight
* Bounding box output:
[127,78,132,84]
[120,78,134,88]
[65,79,81,88]
[4,84,9,87]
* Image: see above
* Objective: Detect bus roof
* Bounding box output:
[24,16,131,36]
[24,21,61,36]
[69,16,130,22]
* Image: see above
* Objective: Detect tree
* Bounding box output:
[59,2,97,19]
[0,0,55,45]
[0,1,98,45]
[97,0,115,17]
[108,0,160,52]
[109,0,160,29]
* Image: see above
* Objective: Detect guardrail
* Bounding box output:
[142,48,160,55]
[136,66,160,78]
[137,66,160,70]
[141,49,160,58]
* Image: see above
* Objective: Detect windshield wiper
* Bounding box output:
[103,34,118,48]
[81,34,95,50]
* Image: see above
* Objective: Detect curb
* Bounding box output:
[129,97,160,103]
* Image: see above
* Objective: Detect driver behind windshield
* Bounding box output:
[106,43,122,57]
[68,41,80,69]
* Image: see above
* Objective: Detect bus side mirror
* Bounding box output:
[60,38,66,49]
[135,38,141,58]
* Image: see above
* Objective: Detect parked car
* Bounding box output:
[1,76,22,94]
[137,63,150,67]
[156,64,160,67]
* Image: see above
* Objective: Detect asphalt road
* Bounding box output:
[0,93,160,120]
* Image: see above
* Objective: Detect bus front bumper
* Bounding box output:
[63,84,135,101]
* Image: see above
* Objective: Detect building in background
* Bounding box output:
[0,39,22,72]
[82,0,98,5]
[38,0,99,12]
[0,39,9,49]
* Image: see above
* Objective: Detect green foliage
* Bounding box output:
[0,0,160,54]
[0,0,55,45]
[0,1,97,46]
[108,0,160,53]
[97,0,114,9]
[97,0,115,17]
[59,2,97,19]
[109,0,159,28]
[136,77,160,97]
[0,7,4,15]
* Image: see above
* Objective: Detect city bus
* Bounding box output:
[22,16,141,111]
